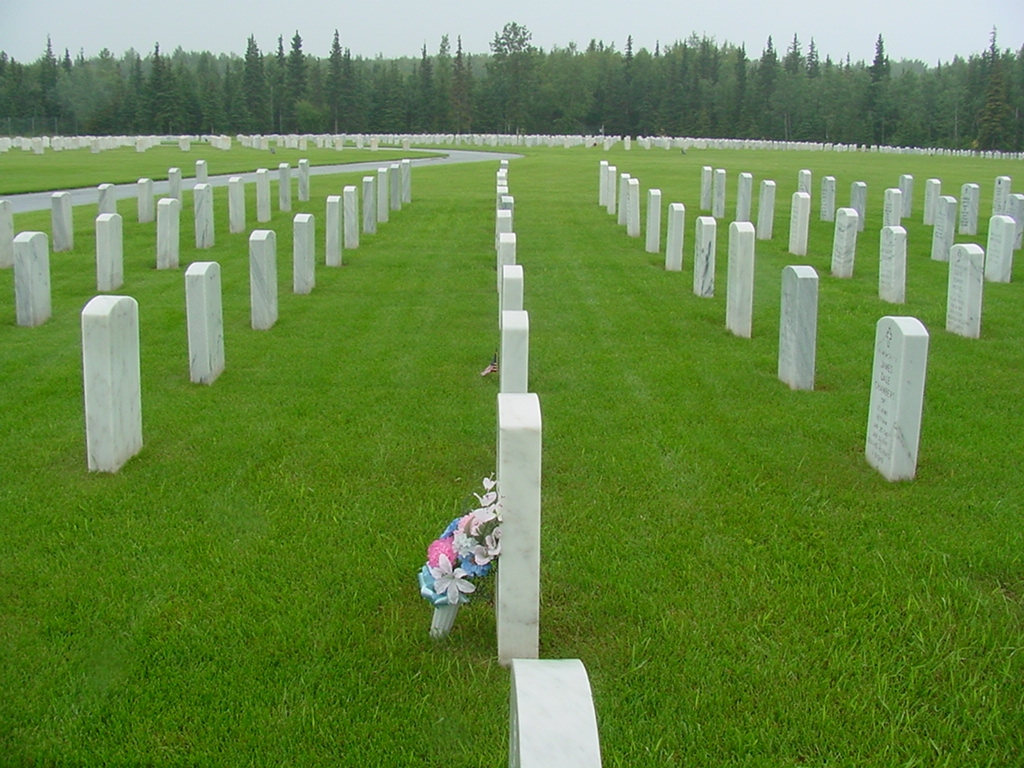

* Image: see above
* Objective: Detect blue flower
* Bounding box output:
[459,555,492,578]
[440,517,462,538]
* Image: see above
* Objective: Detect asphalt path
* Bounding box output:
[2,148,522,214]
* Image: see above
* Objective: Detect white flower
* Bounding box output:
[452,530,477,558]
[482,476,496,491]
[429,554,476,605]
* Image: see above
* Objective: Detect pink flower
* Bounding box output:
[427,537,457,569]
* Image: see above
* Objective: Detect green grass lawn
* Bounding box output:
[0,143,437,194]
[1,145,1022,766]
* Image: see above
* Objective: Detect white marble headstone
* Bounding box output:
[95,213,123,292]
[665,203,685,271]
[645,189,662,253]
[193,183,214,249]
[700,166,713,211]
[13,231,51,327]
[726,222,756,338]
[882,188,903,228]
[946,243,984,338]
[865,316,928,481]
[788,192,811,256]
[496,391,542,665]
[0,199,13,268]
[501,310,529,394]
[376,167,390,224]
[898,174,914,218]
[778,265,818,390]
[298,158,310,202]
[617,174,630,226]
[923,178,941,225]
[757,180,776,240]
[508,659,601,768]
[598,160,608,206]
[362,176,377,234]
[694,216,717,297]
[820,176,836,222]
[712,168,726,219]
[850,182,867,232]
[626,179,641,238]
[993,175,1011,216]
[984,215,1015,283]
[326,196,342,267]
[97,183,116,216]
[278,163,292,213]
[497,232,517,292]
[293,213,315,294]
[51,191,73,252]
[389,163,402,211]
[797,168,812,196]
[401,158,412,204]
[1007,193,1024,251]
[878,226,907,304]
[255,168,271,223]
[156,198,180,270]
[195,159,208,184]
[81,294,142,473]
[959,183,979,235]
[501,264,524,326]
[168,167,182,202]
[137,178,154,223]
[343,186,359,249]
[185,261,225,385]
[830,207,860,278]
[735,172,753,223]
[930,195,957,262]
[249,230,278,330]
[605,165,617,215]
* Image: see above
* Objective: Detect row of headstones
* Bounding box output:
[597,163,1009,482]
[9,161,415,476]
[490,160,601,766]
[0,133,410,155]
[2,159,413,310]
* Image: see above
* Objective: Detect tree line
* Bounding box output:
[1,23,1021,151]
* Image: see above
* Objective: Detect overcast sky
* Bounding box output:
[1,0,1021,66]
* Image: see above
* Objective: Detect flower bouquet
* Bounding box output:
[418,476,502,639]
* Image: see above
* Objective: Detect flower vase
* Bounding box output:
[430,603,460,639]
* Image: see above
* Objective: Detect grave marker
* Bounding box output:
[1008,193,1024,250]
[757,180,776,240]
[343,185,359,249]
[645,189,662,252]
[81,295,142,473]
[326,196,342,267]
[501,264,524,325]
[363,176,377,234]
[13,231,51,326]
[51,192,73,252]
[882,188,902,228]
[500,310,529,394]
[255,168,271,222]
[390,163,402,211]
[95,213,123,292]
[865,316,929,482]
[820,176,836,222]
[736,172,753,222]
[0,200,12,268]
[788,192,811,256]
[850,182,867,231]
[249,230,278,330]
[700,166,713,210]
[605,165,617,215]
[193,183,214,249]
[798,169,812,195]
[726,222,756,338]
[401,158,412,204]
[496,392,542,665]
[228,177,246,234]
[665,203,685,271]
[930,195,957,261]
[293,213,315,294]
[98,183,116,215]
[923,178,941,225]
[508,659,601,768]
[993,175,1011,216]
[898,174,914,218]
[984,215,1014,283]
[617,174,630,226]
[137,178,154,223]
[168,167,182,202]
[156,198,180,269]
[946,243,984,338]
[778,265,818,390]
[712,168,726,219]
[377,167,390,224]
[694,216,717,297]
[195,159,208,184]
[278,163,292,212]
[958,183,979,235]
[878,226,907,304]
[831,207,860,278]
[598,160,608,206]
[498,232,517,292]
[185,261,225,385]
[626,179,641,237]
[298,158,310,202]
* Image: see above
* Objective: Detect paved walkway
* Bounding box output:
[2,148,522,214]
